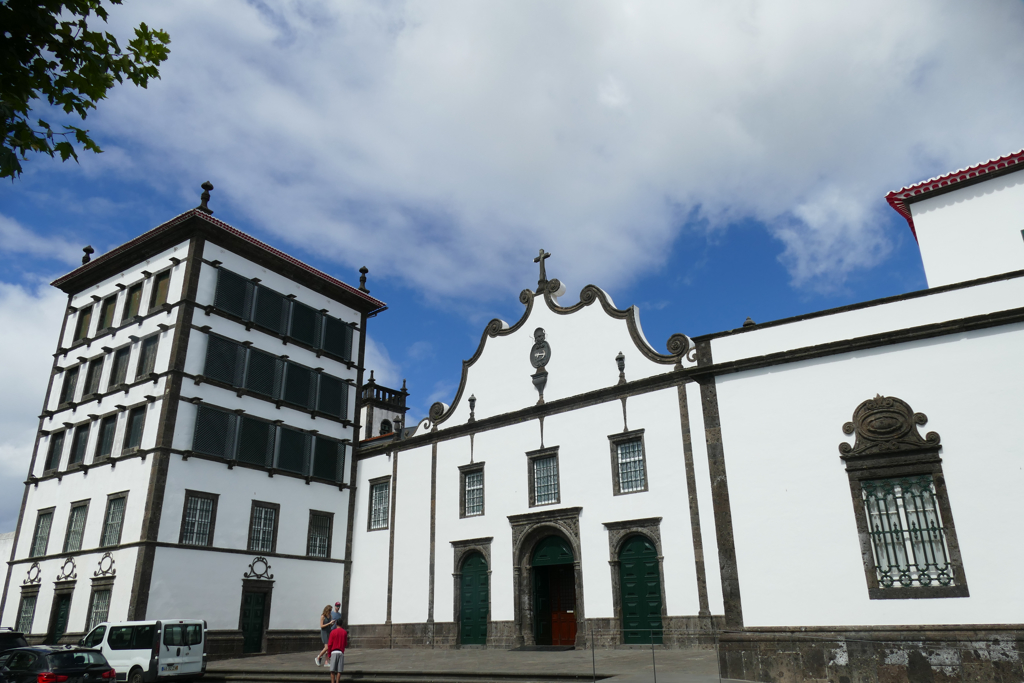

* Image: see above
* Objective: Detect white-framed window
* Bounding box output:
[460,465,484,518]
[609,430,648,495]
[527,447,560,507]
[368,477,390,531]
[100,494,127,547]
[248,501,279,553]
[180,491,218,547]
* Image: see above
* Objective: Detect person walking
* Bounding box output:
[326,621,347,682]
[314,605,335,665]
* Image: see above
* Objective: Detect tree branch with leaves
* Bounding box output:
[0,0,170,179]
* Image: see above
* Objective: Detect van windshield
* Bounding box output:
[83,625,106,648]
[163,624,202,646]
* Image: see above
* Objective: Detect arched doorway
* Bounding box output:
[460,552,488,645]
[619,535,663,644]
[532,535,576,646]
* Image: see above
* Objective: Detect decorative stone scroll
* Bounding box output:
[94,552,116,577]
[839,394,940,459]
[56,557,77,581]
[244,556,274,580]
[24,562,41,585]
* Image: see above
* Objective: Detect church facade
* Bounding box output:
[3,150,1024,682]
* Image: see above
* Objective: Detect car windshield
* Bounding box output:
[47,651,107,669]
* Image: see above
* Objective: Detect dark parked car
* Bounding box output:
[0,631,28,657]
[0,646,115,683]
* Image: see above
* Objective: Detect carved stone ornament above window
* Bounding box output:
[244,556,274,580]
[94,552,116,577]
[24,562,41,585]
[56,556,77,581]
[839,394,940,460]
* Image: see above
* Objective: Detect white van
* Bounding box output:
[80,620,206,683]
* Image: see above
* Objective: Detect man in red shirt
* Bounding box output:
[326,622,347,682]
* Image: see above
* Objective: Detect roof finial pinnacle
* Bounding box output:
[358,266,369,292]
[197,181,214,215]
[81,245,94,265]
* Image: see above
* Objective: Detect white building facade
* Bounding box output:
[0,203,386,658]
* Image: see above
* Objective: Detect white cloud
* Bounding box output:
[0,282,66,531]
[363,335,401,390]
[0,214,82,265]
[73,0,1024,300]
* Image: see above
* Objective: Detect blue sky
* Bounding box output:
[2,0,1024,531]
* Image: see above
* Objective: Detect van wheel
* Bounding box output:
[128,666,144,683]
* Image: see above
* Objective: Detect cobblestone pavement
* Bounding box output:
[206,647,735,682]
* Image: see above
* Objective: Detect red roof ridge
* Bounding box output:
[885,149,1024,239]
[51,208,386,310]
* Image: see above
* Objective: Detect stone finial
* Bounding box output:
[367,370,376,384]
[616,351,626,384]
[82,246,95,264]
[468,394,477,422]
[197,181,214,215]
[359,266,369,292]
[743,317,756,327]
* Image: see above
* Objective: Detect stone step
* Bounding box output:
[204,671,610,683]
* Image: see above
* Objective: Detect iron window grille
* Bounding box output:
[88,589,111,630]
[68,423,90,466]
[98,295,118,331]
[63,503,89,553]
[307,511,333,558]
[30,509,54,557]
[122,282,143,320]
[72,305,93,343]
[59,366,79,406]
[44,431,65,472]
[149,270,171,309]
[122,406,146,454]
[609,430,648,495]
[100,495,127,547]
[94,415,117,461]
[459,463,485,518]
[839,395,969,599]
[526,447,561,507]
[16,595,36,633]
[136,335,159,378]
[83,357,104,397]
[108,347,131,388]
[180,491,218,547]
[368,478,390,531]
[213,267,355,361]
[248,502,279,553]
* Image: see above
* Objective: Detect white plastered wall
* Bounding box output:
[347,454,395,625]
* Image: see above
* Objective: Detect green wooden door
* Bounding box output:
[460,552,488,645]
[241,592,265,653]
[50,594,71,643]
[619,535,663,644]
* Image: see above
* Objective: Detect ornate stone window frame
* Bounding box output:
[45,579,77,644]
[608,429,649,496]
[17,584,40,634]
[86,576,115,631]
[602,517,667,641]
[526,447,560,508]
[507,506,585,648]
[459,462,485,518]
[450,537,493,647]
[839,395,969,600]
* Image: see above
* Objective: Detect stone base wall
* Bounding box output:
[206,629,323,660]
[718,627,1024,683]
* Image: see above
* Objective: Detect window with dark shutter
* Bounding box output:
[204,335,244,385]
[289,301,320,346]
[277,427,307,474]
[44,431,65,471]
[136,336,159,378]
[83,357,104,397]
[59,366,79,405]
[193,405,236,458]
[313,437,339,480]
[95,415,117,460]
[322,316,352,360]
[244,348,280,398]
[109,347,130,387]
[317,374,346,418]
[69,423,90,466]
[252,286,287,333]
[98,295,117,330]
[283,362,314,409]
[237,416,273,467]
[123,283,143,319]
[149,270,171,309]
[214,268,253,319]
[73,305,93,342]
[123,406,146,452]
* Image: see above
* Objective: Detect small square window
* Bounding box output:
[123,283,143,320]
[73,305,93,343]
[44,431,66,472]
[68,423,90,466]
[63,502,89,553]
[149,270,171,310]
[526,447,560,507]
[98,295,118,331]
[59,366,79,406]
[609,430,649,495]
[368,477,390,531]
[136,335,159,378]
[16,594,37,633]
[100,494,128,547]
[307,511,333,558]
[30,509,54,557]
[248,501,280,553]
[459,464,485,518]
[94,415,117,461]
[180,490,218,547]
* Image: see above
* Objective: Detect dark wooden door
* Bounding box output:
[241,592,265,653]
[47,594,71,644]
[620,535,663,644]
[548,564,576,646]
[460,552,488,645]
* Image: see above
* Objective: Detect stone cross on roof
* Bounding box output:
[534,248,551,289]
